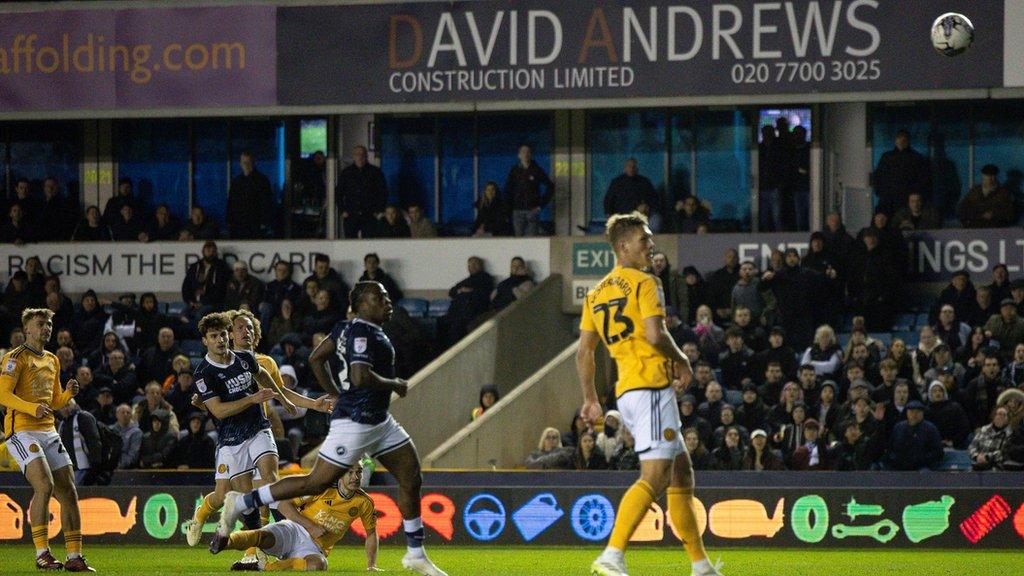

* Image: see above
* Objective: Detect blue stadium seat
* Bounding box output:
[180,339,205,358]
[837,332,852,349]
[397,298,429,318]
[868,332,892,348]
[915,313,930,328]
[167,301,188,316]
[892,313,917,331]
[894,331,919,347]
[937,449,972,471]
[428,299,451,318]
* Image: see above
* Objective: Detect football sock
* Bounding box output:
[608,479,656,552]
[241,486,275,513]
[227,530,263,551]
[64,529,82,558]
[32,525,48,556]
[667,487,708,563]
[403,517,425,557]
[195,493,218,524]
[266,558,307,571]
[242,509,262,531]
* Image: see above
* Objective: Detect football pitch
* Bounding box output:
[0,545,1013,575]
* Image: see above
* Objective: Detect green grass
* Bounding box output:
[0,545,1015,575]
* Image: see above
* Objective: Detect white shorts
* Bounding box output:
[264,520,326,563]
[318,414,411,468]
[215,428,277,480]
[5,430,72,473]
[617,388,685,461]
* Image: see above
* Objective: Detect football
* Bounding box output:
[931,12,974,56]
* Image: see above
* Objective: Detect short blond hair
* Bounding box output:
[227,309,262,347]
[605,211,649,250]
[21,308,54,327]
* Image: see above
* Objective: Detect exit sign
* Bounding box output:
[573,242,615,276]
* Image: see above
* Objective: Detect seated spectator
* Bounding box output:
[373,205,411,238]
[438,256,494,348]
[300,290,339,342]
[294,278,319,319]
[73,366,99,412]
[172,412,216,469]
[736,382,769,433]
[181,241,231,318]
[166,370,197,425]
[0,202,32,244]
[986,299,1024,361]
[800,325,842,380]
[964,286,997,329]
[71,205,113,241]
[183,206,219,240]
[712,426,745,470]
[887,401,943,470]
[146,204,181,242]
[1,271,34,323]
[697,382,725,425]
[103,177,137,226]
[524,427,573,469]
[742,429,784,470]
[774,402,809,457]
[813,380,840,437]
[965,354,1009,428]
[133,381,180,438]
[57,400,101,485]
[933,306,972,354]
[112,403,142,469]
[925,381,971,449]
[828,421,874,471]
[998,388,1024,429]
[732,306,766,352]
[768,382,804,431]
[679,395,712,448]
[892,192,940,230]
[958,164,1015,228]
[261,261,302,328]
[111,204,147,241]
[561,410,587,448]
[789,419,829,470]
[135,293,170,353]
[674,195,710,234]
[406,203,437,238]
[302,254,349,314]
[693,304,725,364]
[360,253,404,302]
[491,257,535,312]
[572,431,607,470]
[922,345,965,389]
[266,299,298,349]
[56,346,77,385]
[160,355,191,391]
[473,181,512,237]
[611,426,641,470]
[225,261,266,312]
[95,349,139,406]
[595,410,621,463]
[969,406,1013,471]
[138,409,177,468]
[886,338,915,382]
[138,328,183,385]
[718,328,754,393]
[472,386,500,421]
[91,387,117,426]
[713,404,748,447]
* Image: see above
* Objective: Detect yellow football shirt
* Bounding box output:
[292,488,377,555]
[580,266,670,398]
[0,345,73,435]
[256,353,283,419]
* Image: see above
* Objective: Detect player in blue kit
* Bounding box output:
[217,282,447,576]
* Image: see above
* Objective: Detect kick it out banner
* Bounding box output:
[0,487,1022,549]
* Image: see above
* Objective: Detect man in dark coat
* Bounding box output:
[337,145,388,239]
[181,241,232,316]
[103,177,137,227]
[886,401,943,470]
[302,254,349,313]
[958,164,1016,228]
[261,261,302,324]
[925,381,972,449]
[226,151,273,239]
[802,231,844,328]
[224,261,266,312]
[505,144,554,237]
[438,256,494,348]
[761,249,820,350]
[847,229,899,332]
[137,328,183,386]
[35,177,76,241]
[873,130,931,216]
[706,248,740,323]
[964,354,1009,428]
[603,158,660,228]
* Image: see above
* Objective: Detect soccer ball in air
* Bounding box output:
[931,12,974,56]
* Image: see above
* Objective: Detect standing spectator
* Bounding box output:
[147,204,181,241]
[491,256,534,312]
[302,254,349,313]
[706,249,740,323]
[712,426,746,471]
[261,261,301,328]
[731,261,767,323]
[934,272,976,326]
[742,429,784,470]
[1,203,32,244]
[112,403,142,469]
[111,204,147,242]
[138,328,182,386]
[964,286,997,330]
[893,192,941,230]
[985,299,1024,361]
[226,151,273,239]
[171,412,216,469]
[718,328,754,393]
[103,177,137,226]
[933,305,972,353]
[166,370,196,425]
[681,267,712,324]
[72,205,114,241]
[135,293,169,352]
[504,144,554,237]
[2,272,34,326]
[958,164,1015,228]
[652,253,687,320]
[337,145,388,239]
[359,253,404,303]
[969,406,1013,471]
[138,409,177,468]
[73,366,100,413]
[758,125,789,232]
[225,261,266,312]
[182,206,219,240]
[925,381,971,449]
[886,401,943,470]
[999,388,1024,429]
[181,241,231,317]
[988,264,1012,306]
[821,212,857,272]
[36,177,75,241]
[603,158,661,230]
[612,426,642,471]
[847,228,899,332]
[524,427,573,469]
[438,256,494,348]
[96,349,139,406]
[762,249,821,350]
[791,126,811,231]
[964,354,1008,428]
[57,400,101,485]
[828,421,876,471]
[673,195,710,234]
[373,205,411,238]
[473,181,512,237]
[132,381,180,437]
[873,129,931,216]
[406,203,437,238]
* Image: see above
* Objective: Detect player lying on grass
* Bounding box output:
[211,462,379,572]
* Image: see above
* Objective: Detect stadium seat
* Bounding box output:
[915,313,930,328]
[894,331,918,347]
[428,299,451,318]
[937,449,972,471]
[837,332,852,349]
[892,313,917,331]
[868,332,892,348]
[167,301,188,316]
[398,298,429,318]
[180,339,205,358]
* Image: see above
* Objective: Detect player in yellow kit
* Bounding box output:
[210,462,379,571]
[0,309,95,572]
[577,213,721,576]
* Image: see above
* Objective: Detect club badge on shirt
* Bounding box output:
[354,338,368,354]
[196,378,207,393]
[3,358,15,374]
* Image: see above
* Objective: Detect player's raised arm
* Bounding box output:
[255,365,298,414]
[204,387,275,420]
[308,335,340,396]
